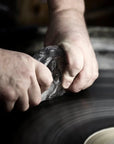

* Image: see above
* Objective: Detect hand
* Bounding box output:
[45,9,99,92]
[0,49,53,111]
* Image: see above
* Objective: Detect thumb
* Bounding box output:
[61,42,84,89]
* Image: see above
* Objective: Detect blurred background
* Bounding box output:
[0,0,114,70]
[0,0,114,27]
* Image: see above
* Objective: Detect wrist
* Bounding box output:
[47,0,85,14]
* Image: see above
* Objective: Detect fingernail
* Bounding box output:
[62,81,71,89]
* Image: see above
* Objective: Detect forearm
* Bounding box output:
[47,0,85,14]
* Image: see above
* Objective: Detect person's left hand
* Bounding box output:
[45,9,99,92]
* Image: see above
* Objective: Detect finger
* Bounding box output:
[35,62,53,93]
[69,68,92,92]
[28,75,41,107]
[17,91,29,111]
[0,87,17,111]
[80,57,99,90]
[82,70,99,90]
[0,87,17,102]
[82,79,95,90]
[62,71,76,89]
[5,101,15,112]
[61,42,84,89]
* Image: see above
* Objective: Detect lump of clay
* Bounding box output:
[33,45,66,101]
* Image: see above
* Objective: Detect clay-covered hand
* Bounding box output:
[0,49,53,111]
[45,9,99,92]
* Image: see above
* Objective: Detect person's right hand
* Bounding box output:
[0,49,53,111]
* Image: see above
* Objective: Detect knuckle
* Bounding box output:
[18,53,34,68]
[24,69,34,79]
[42,77,53,89]
[75,62,83,70]
[70,61,83,71]
[21,53,33,63]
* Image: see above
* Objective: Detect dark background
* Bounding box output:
[0,0,114,52]
[0,0,114,28]
[85,0,114,26]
